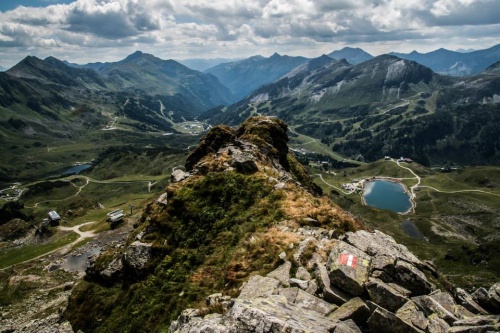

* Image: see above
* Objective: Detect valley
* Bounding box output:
[0,45,500,332]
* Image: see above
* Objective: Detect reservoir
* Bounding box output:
[61,164,92,176]
[363,180,412,213]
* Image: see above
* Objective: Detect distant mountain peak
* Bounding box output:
[328,47,373,65]
[270,52,281,59]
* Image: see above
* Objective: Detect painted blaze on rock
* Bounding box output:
[327,241,371,296]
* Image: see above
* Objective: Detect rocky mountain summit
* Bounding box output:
[61,117,498,332]
[171,228,500,333]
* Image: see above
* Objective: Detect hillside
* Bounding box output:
[205,53,309,100]
[63,117,361,332]
[207,55,500,166]
[58,117,500,333]
[0,52,235,182]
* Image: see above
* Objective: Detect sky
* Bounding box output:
[0,0,499,68]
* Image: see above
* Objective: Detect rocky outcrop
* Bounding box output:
[122,241,152,275]
[170,230,500,333]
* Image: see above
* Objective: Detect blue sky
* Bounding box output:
[0,0,499,68]
[0,0,74,12]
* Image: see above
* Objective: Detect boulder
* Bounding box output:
[230,149,259,174]
[290,278,309,290]
[412,295,458,325]
[366,277,410,312]
[171,169,190,183]
[293,289,338,315]
[328,297,370,326]
[227,295,337,332]
[100,257,124,280]
[315,263,351,305]
[429,290,457,313]
[393,260,433,296]
[266,261,291,287]
[396,300,428,331]
[426,314,450,333]
[447,325,499,333]
[305,279,318,295]
[122,241,152,275]
[333,320,363,333]
[368,307,425,333]
[327,240,371,296]
[455,288,489,315]
[238,275,280,300]
[472,285,500,314]
[453,315,500,327]
[342,230,423,268]
[296,267,312,281]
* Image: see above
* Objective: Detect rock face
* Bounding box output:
[122,241,152,275]
[170,230,500,333]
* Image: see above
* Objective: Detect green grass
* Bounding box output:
[0,232,78,269]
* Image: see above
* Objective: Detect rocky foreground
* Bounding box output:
[171,228,500,332]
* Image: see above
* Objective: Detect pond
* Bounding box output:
[61,164,92,176]
[401,219,425,240]
[363,180,412,214]
[62,247,101,272]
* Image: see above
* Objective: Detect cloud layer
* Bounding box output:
[0,0,499,66]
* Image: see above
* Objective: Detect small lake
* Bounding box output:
[62,247,101,272]
[401,219,425,240]
[363,180,412,214]
[61,164,92,176]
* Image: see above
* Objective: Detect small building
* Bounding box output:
[48,210,61,226]
[384,156,391,160]
[107,209,125,223]
[404,158,413,163]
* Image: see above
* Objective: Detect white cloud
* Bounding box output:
[0,0,499,67]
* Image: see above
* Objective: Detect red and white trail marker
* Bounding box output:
[338,252,358,269]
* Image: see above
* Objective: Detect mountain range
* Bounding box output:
[208,54,500,165]
[390,44,500,76]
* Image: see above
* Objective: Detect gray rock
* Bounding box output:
[472,285,500,314]
[366,277,410,312]
[122,241,152,274]
[328,297,370,326]
[393,260,433,296]
[342,230,423,268]
[332,320,362,333]
[278,287,300,304]
[278,251,287,260]
[368,307,425,333]
[338,319,362,333]
[396,300,428,331]
[455,288,489,315]
[453,315,500,327]
[274,182,287,189]
[293,289,338,315]
[171,169,190,183]
[447,325,499,333]
[266,261,291,287]
[305,279,318,295]
[327,240,371,296]
[100,257,124,280]
[227,295,338,332]
[290,278,309,290]
[371,254,396,277]
[426,314,450,333]
[230,150,258,173]
[412,295,458,325]
[429,290,456,314]
[238,275,280,300]
[315,263,351,305]
[296,267,312,281]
